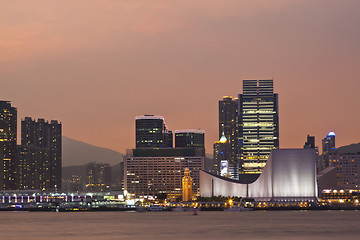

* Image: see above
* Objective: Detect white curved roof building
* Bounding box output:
[200,149,318,201]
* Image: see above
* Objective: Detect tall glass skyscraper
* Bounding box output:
[321,131,336,170]
[217,96,238,179]
[322,132,335,154]
[135,115,173,148]
[238,80,279,177]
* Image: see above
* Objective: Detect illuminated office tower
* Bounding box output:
[238,80,279,178]
[217,96,238,179]
[321,132,336,170]
[175,130,205,148]
[322,132,335,154]
[125,148,203,199]
[19,117,62,190]
[126,116,204,199]
[0,101,17,190]
[213,133,231,177]
[135,115,173,148]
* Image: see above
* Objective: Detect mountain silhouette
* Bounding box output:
[62,136,124,167]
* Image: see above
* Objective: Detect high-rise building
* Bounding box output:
[17,145,49,190]
[164,130,173,148]
[0,101,17,190]
[126,115,204,199]
[213,133,231,177]
[174,130,205,148]
[18,117,62,190]
[217,96,238,179]
[125,148,203,199]
[135,115,173,148]
[322,132,335,154]
[86,163,112,191]
[69,175,82,192]
[49,120,62,190]
[238,79,279,178]
[321,132,336,170]
[303,135,320,172]
[304,135,315,149]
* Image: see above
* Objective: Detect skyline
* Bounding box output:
[2,0,360,153]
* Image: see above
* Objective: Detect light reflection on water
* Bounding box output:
[1,211,359,240]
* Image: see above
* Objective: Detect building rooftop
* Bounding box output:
[326,132,336,138]
[135,115,164,120]
[222,96,233,99]
[174,129,205,134]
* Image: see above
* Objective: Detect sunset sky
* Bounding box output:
[1,0,360,154]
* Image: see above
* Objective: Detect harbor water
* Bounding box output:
[1,210,359,240]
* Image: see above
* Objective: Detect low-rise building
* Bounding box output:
[200,149,318,202]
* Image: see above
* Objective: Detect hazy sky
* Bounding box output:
[1,0,360,153]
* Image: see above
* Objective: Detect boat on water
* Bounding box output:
[58,202,88,212]
[135,206,146,212]
[171,206,185,212]
[192,208,200,215]
[147,205,166,211]
[225,206,254,212]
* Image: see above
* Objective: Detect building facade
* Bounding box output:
[18,117,62,190]
[86,163,112,191]
[329,154,360,189]
[135,115,172,148]
[174,130,205,148]
[238,79,279,177]
[127,115,205,199]
[125,148,204,199]
[213,133,231,177]
[200,149,317,202]
[321,132,336,170]
[304,135,315,149]
[0,101,17,190]
[216,96,239,179]
[322,132,336,154]
[17,145,49,190]
[303,135,320,172]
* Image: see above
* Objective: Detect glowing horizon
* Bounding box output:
[1,0,360,154]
